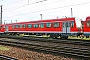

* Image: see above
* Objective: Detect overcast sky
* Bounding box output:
[0,0,90,24]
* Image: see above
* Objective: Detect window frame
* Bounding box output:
[12,25,15,28]
[46,23,51,28]
[87,20,90,27]
[34,24,38,28]
[20,24,22,28]
[23,24,26,28]
[53,22,59,28]
[15,25,19,28]
[40,23,44,28]
[71,21,74,28]
[28,24,32,28]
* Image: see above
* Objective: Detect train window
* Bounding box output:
[81,22,84,28]
[15,25,18,28]
[12,25,15,28]
[0,26,2,29]
[40,23,44,28]
[71,21,74,27]
[53,22,59,28]
[24,24,26,28]
[87,21,90,27]
[67,22,70,27]
[34,24,38,28]
[63,22,65,27]
[46,23,51,28]
[28,24,32,28]
[20,25,22,28]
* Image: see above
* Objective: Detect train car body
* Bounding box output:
[3,17,82,38]
[0,24,5,34]
[82,16,90,37]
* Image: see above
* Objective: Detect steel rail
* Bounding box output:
[0,35,90,46]
[0,39,89,60]
[0,54,18,60]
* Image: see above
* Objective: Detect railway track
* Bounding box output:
[0,38,89,60]
[0,54,18,60]
[0,35,90,46]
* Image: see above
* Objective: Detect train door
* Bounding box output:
[62,22,70,34]
[5,26,8,32]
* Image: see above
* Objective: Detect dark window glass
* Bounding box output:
[46,23,51,28]
[20,25,22,28]
[63,22,65,27]
[15,25,18,28]
[24,24,26,28]
[63,22,70,27]
[67,22,70,27]
[40,23,44,28]
[71,21,74,27]
[81,22,84,28]
[87,20,90,27]
[53,22,59,28]
[28,24,32,28]
[12,25,14,28]
[34,24,38,28]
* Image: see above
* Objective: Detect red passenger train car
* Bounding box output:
[81,16,90,38]
[0,17,83,38]
[0,24,5,33]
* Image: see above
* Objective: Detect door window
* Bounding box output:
[87,20,90,27]
[71,21,74,27]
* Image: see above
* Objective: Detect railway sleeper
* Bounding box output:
[64,52,73,55]
[81,48,89,50]
[58,51,66,54]
[70,53,89,58]
[56,46,69,49]
[40,49,47,51]
[77,54,89,58]
[72,49,90,53]
[30,46,37,48]
[46,50,53,52]
[66,50,90,56]
[34,47,44,50]
[64,48,72,50]
[71,53,90,58]
[59,50,67,52]
[51,49,59,52]
[40,48,52,52]
[69,49,90,53]
[44,48,52,50]
[67,50,90,55]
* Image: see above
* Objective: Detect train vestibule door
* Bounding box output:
[62,22,70,34]
[5,26,8,32]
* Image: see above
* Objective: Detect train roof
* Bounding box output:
[86,16,90,20]
[4,17,76,25]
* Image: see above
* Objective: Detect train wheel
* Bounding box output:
[60,35,68,39]
[50,35,54,38]
[86,36,89,38]
[79,34,84,39]
[54,37,57,39]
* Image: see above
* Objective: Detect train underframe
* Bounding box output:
[1,32,88,39]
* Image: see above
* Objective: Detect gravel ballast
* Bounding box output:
[0,45,76,60]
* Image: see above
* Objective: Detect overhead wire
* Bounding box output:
[3,0,47,11]
[4,1,90,18]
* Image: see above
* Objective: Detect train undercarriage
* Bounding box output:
[1,32,89,39]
